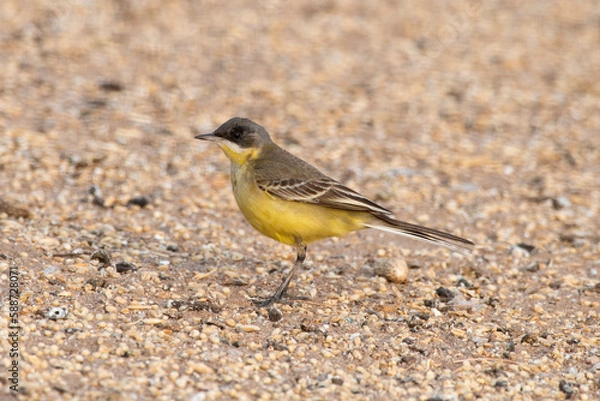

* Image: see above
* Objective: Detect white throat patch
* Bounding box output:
[218,140,245,155]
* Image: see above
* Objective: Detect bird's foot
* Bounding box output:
[250,293,310,308]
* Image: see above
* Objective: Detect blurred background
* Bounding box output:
[2,1,598,204]
[2,1,598,239]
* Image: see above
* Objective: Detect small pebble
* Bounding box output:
[239,324,261,333]
[89,185,105,207]
[85,276,107,289]
[47,307,69,320]
[90,249,111,265]
[373,258,408,284]
[99,80,124,92]
[559,380,576,399]
[511,243,536,258]
[268,307,283,322]
[116,262,138,273]
[127,196,151,208]
[436,287,455,302]
[551,196,571,210]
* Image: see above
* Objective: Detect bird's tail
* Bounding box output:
[364,214,474,254]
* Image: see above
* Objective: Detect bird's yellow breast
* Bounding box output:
[230,163,368,246]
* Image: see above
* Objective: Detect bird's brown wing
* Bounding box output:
[252,144,391,214]
[256,176,393,215]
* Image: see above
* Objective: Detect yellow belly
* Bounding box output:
[231,165,367,246]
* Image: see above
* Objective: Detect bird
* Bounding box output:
[195,117,474,307]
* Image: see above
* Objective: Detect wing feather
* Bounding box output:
[256,177,392,215]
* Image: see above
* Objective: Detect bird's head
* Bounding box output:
[195,117,272,164]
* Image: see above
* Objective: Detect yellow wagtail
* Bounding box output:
[196,117,474,306]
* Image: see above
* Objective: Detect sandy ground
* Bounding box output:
[1,1,599,400]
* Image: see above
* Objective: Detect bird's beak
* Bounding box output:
[194,132,220,142]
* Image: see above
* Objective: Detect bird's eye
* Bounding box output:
[231,129,243,140]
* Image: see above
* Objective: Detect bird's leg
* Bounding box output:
[252,244,307,307]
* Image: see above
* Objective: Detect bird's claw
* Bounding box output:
[250,293,310,308]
